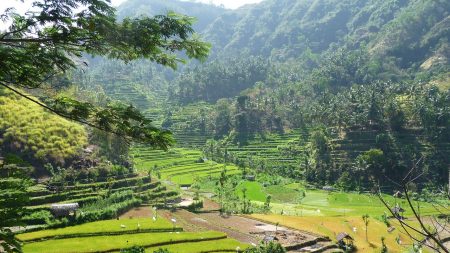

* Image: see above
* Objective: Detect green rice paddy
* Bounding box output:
[131,147,240,186]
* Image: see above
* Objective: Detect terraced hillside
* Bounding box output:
[131,147,240,186]
[329,128,450,169]
[23,173,178,227]
[103,83,154,110]
[213,127,449,182]
[205,129,311,174]
[19,216,247,253]
[163,103,215,148]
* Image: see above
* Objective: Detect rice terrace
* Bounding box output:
[0,0,449,253]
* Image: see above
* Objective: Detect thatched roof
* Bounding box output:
[336,232,353,241]
[51,203,79,211]
[322,186,335,191]
[263,235,278,242]
[392,206,405,213]
[245,175,256,181]
[393,191,403,198]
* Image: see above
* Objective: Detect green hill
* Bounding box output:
[0,87,87,167]
[205,0,450,68]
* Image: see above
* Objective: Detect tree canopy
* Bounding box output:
[0,0,211,149]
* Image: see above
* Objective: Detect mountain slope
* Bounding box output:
[205,0,449,69]
[117,0,227,31]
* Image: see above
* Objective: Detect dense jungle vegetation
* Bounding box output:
[3,0,448,191]
[72,0,450,190]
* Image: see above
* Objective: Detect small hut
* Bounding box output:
[322,186,335,192]
[263,234,279,244]
[393,191,403,198]
[336,232,354,249]
[51,203,79,218]
[391,206,405,219]
[245,175,256,181]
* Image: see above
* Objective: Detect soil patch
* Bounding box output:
[120,206,154,219]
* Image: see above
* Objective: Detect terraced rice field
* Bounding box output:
[20,217,247,253]
[165,103,215,148]
[236,180,441,217]
[225,129,309,168]
[131,147,240,186]
[25,174,173,211]
[17,218,175,242]
[219,127,450,176]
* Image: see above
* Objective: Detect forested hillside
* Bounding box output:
[80,0,450,102]
[69,0,450,190]
[117,0,226,31]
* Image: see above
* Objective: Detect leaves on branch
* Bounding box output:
[0,0,210,147]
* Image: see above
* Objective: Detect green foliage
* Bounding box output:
[0,0,210,148]
[306,129,332,184]
[0,229,21,253]
[48,162,136,186]
[77,190,141,223]
[263,195,271,214]
[380,236,388,253]
[0,164,31,252]
[173,57,270,103]
[120,246,145,253]
[355,149,385,185]
[152,248,172,253]
[244,242,286,253]
[185,200,203,212]
[22,210,54,225]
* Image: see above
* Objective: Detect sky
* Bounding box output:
[0,0,262,30]
[0,0,263,13]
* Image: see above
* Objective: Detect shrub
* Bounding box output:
[22,210,54,225]
[76,191,141,223]
[244,242,286,253]
[120,246,145,253]
[153,249,172,253]
[186,200,203,212]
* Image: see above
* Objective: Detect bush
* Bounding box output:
[153,249,172,253]
[120,246,145,253]
[244,242,286,253]
[22,210,54,225]
[186,200,203,212]
[76,191,141,223]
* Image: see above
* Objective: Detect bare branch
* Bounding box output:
[403,184,449,252]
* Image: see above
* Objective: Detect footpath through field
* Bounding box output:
[153,205,338,252]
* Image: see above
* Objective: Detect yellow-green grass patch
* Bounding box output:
[145,238,248,253]
[18,218,174,242]
[23,231,226,253]
[251,214,426,252]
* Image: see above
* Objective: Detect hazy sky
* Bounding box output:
[0,0,262,30]
[0,0,263,13]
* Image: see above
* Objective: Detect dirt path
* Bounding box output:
[122,204,335,252]
[160,209,260,244]
[158,208,331,251]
